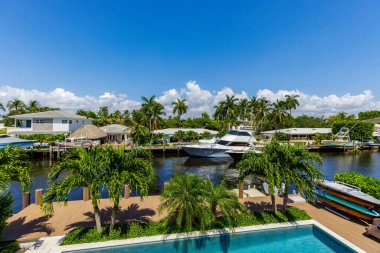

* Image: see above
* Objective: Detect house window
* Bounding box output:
[35,119,44,124]
[62,120,68,124]
[76,120,78,123]
[69,120,72,124]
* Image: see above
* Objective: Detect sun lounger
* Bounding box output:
[365,218,380,239]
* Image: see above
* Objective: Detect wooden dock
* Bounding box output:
[4,196,379,252]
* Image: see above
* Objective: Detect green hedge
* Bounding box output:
[61,207,310,245]
[331,121,374,141]
[334,172,380,200]
[0,241,19,253]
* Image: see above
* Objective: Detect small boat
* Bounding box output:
[315,189,380,221]
[318,180,380,208]
[321,127,356,150]
[182,129,256,158]
[0,135,35,149]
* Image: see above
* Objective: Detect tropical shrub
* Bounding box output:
[331,121,374,141]
[19,134,65,144]
[358,110,380,120]
[274,132,289,141]
[0,194,13,237]
[334,172,380,200]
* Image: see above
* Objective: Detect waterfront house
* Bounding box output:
[262,128,332,140]
[8,111,92,136]
[153,128,218,142]
[100,124,130,143]
[68,124,107,144]
[366,117,380,138]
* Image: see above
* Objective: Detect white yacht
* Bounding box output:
[182,129,256,158]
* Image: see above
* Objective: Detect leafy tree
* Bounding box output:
[358,110,380,120]
[172,98,188,124]
[186,130,199,142]
[6,99,25,113]
[0,147,31,237]
[270,99,289,130]
[42,147,108,232]
[331,120,374,141]
[104,147,156,231]
[200,131,212,140]
[254,98,270,133]
[130,110,149,146]
[0,103,4,111]
[98,106,109,118]
[173,130,186,142]
[27,100,41,113]
[237,98,250,121]
[292,115,327,128]
[274,132,289,141]
[159,174,214,232]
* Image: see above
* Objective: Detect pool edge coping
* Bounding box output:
[27,220,366,253]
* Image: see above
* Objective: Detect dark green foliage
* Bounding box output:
[274,132,289,141]
[358,110,380,120]
[61,207,310,245]
[331,120,374,140]
[292,115,328,128]
[0,195,13,237]
[19,134,65,144]
[0,241,19,253]
[334,172,380,200]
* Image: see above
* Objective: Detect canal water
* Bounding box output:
[9,151,380,213]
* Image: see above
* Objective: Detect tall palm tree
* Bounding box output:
[254,98,270,133]
[104,147,156,231]
[98,106,109,118]
[237,98,249,121]
[159,174,214,232]
[27,100,41,113]
[42,147,108,232]
[271,99,289,130]
[131,110,149,146]
[7,99,25,113]
[225,95,239,129]
[285,94,300,117]
[141,95,156,133]
[172,98,188,124]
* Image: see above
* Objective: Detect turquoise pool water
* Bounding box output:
[66,225,357,253]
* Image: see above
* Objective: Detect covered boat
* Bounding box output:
[318,180,380,208]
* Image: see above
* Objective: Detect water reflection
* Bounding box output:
[9,151,380,213]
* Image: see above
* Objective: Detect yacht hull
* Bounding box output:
[182,146,231,158]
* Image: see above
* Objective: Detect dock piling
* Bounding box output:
[83,187,90,201]
[238,182,244,199]
[22,192,30,209]
[35,189,43,205]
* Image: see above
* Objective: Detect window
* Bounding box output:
[69,120,72,124]
[76,120,78,123]
[62,120,68,124]
[35,119,44,124]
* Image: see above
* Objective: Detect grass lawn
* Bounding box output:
[62,207,310,245]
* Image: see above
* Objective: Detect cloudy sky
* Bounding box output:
[1,81,380,118]
[1,1,380,117]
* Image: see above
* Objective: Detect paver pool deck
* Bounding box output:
[4,195,380,252]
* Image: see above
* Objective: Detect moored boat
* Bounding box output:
[314,189,380,221]
[318,180,380,208]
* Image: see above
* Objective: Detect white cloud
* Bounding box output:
[1,82,380,118]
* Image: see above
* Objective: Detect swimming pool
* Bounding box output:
[63,224,359,253]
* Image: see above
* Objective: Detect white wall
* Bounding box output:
[68,118,92,132]
[52,118,70,132]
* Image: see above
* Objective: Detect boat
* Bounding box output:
[314,188,380,221]
[321,127,356,150]
[318,180,380,208]
[0,135,35,149]
[225,145,262,160]
[182,129,256,158]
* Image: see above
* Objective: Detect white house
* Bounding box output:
[262,128,332,140]
[366,117,380,138]
[8,111,92,136]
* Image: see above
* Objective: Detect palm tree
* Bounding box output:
[225,95,239,129]
[104,147,156,231]
[159,174,214,232]
[271,99,289,130]
[280,144,324,210]
[237,150,281,213]
[173,130,186,143]
[141,95,156,134]
[42,147,108,232]
[285,94,300,117]
[206,180,245,228]
[186,130,199,142]
[98,106,109,118]
[27,100,41,113]
[130,111,149,146]
[237,98,249,121]
[172,98,188,124]
[7,99,25,113]
[254,98,270,133]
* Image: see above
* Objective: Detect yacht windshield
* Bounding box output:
[237,131,252,136]
[216,140,230,146]
[227,130,239,135]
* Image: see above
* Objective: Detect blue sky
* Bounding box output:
[1,0,380,115]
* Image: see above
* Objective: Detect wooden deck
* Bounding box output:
[3,196,380,252]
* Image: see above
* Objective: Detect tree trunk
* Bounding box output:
[93,204,102,233]
[110,203,118,232]
[282,184,289,211]
[271,194,277,213]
